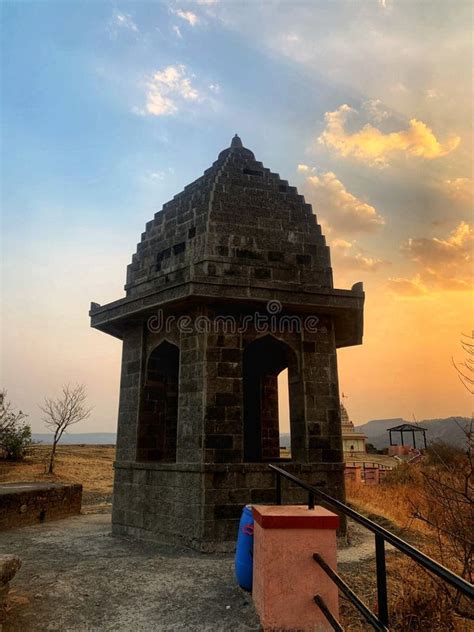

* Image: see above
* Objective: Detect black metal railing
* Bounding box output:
[269,464,474,631]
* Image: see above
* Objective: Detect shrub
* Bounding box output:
[424,440,465,467]
[1,422,32,460]
[0,390,32,460]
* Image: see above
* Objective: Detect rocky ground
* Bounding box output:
[1,512,260,632]
[1,505,395,632]
[3,448,461,631]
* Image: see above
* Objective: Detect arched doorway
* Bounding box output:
[137,341,179,462]
[243,335,301,462]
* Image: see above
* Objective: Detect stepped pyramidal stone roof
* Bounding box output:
[90,135,364,346]
[126,133,331,296]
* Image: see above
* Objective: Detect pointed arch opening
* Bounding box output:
[137,341,179,462]
[243,335,302,462]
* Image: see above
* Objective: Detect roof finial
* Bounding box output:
[231,134,243,148]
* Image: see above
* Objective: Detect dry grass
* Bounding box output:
[0,444,115,502]
[340,553,472,631]
[345,469,433,538]
[344,464,473,630]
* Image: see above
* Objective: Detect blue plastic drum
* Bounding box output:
[235,504,254,591]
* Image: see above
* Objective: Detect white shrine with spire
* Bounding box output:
[340,400,367,456]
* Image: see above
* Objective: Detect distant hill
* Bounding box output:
[32,432,116,445]
[279,417,470,450]
[33,418,470,449]
[354,417,471,450]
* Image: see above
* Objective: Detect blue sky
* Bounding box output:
[2,1,472,431]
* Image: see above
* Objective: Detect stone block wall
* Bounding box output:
[112,463,203,549]
[0,483,82,530]
[111,305,346,550]
[112,461,344,552]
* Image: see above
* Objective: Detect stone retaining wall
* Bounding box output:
[0,482,82,530]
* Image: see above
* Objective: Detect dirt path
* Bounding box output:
[338,520,396,565]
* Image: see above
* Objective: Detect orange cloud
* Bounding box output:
[387,274,428,297]
[297,163,310,172]
[331,238,390,272]
[442,178,473,204]
[318,104,460,166]
[305,171,385,234]
[389,221,473,295]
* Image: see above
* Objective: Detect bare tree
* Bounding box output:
[452,331,474,394]
[40,384,92,474]
[412,425,473,583]
[406,335,474,615]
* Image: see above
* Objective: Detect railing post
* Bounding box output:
[308,490,315,510]
[268,463,474,605]
[253,506,340,631]
[375,534,389,626]
[276,470,281,505]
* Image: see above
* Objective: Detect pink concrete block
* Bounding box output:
[364,467,380,485]
[344,465,362,484]
[252,505,339,632]
[388,445,410,456]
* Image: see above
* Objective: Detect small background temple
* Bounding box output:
[340,400,367,456]
[90,135,364,551]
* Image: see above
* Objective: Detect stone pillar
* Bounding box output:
[252,505,339,632]
[115,325,144,462]
[203,331,243,464]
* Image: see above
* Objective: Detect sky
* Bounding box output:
[1,0,472,433]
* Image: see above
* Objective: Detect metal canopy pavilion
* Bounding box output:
[387,423,427,449]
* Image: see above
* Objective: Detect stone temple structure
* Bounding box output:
[90,135,364,551]
[340,401,367,456]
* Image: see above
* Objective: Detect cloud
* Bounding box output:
[362,99,390,123]
[209,83,221,93]
[331,238,390,272]
[144,167,175,182]
[174,9,199,26]
[318,104,460,166]
[137,65,201,117]
[148,171,165,181]
[442,178,473,204]
[110,11,139,34]
[387,275,428,297]
[390,82,408,94]
[297,163,310,172]
[426,88,442,100]
[389,221,473,295]
[304,171,385,234]
[172,25,183,38]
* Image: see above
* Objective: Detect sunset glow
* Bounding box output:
[2,1,472,432]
